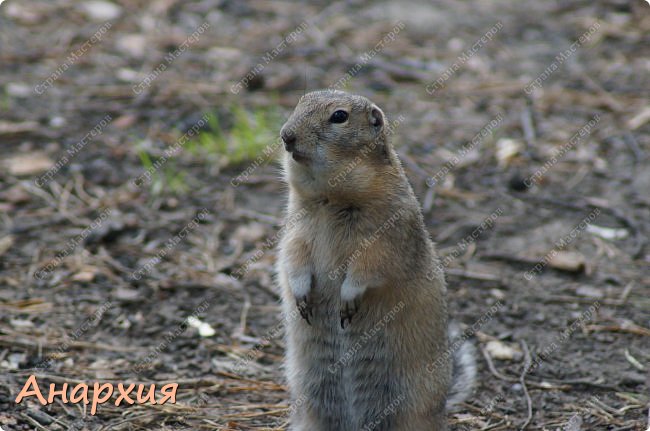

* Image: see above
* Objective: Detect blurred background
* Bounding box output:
[0,0,649,429]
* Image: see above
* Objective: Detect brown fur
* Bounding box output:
[276,90,474,431]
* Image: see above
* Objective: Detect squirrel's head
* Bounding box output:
[280,90,396,200]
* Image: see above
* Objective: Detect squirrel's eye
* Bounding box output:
[329,110,349,124]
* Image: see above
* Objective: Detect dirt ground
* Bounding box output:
[1,0,649,430]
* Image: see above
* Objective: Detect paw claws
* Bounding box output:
[295,273,315,325]
[340,298,361,329]
[296,297,312,325]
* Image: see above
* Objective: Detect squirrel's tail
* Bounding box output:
[446,324,477,410]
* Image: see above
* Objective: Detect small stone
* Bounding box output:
[5,2,41,24]
[2,353,26,370]
[575,285,604,299]
[6,82,32,98]
[9,318,34,329]
[116,68,139,82]
[490,289,506,300]
[80,1,122,21]
[116,34,147,58]
[495,138,523,167]
[115,287,141,301]
[49,116,67,128]
[447,38,464,52]
[547,251,586,273]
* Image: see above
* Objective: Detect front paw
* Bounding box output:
[290,272,315,325]
[295,293,313,324]
[340,276,366,328]
[340,297,361,328]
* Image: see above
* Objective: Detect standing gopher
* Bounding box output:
[276,90,475,431]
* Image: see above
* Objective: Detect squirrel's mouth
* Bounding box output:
[290,150,310,164]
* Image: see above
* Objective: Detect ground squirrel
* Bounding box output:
[276,90,476,431]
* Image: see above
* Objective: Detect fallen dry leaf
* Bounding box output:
[188,316,216,337]
[114,287,141,301]
[485,340,523,361]
[627,106,650,130]
[71,270,97,282]
[233,222,267,244]
[0,236,14,258]
[2,184,31,203]
[575,285,604,299]
[0,120,40,134]
[586,224,629,240]
[5,152,54,176]
[112,114,138,129]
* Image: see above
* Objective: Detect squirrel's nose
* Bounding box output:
[282,130,296,152]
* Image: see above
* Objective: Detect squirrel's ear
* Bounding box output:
[369,105,384,129]
[369,105,391,164]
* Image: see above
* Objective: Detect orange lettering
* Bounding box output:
[70,383,89,404]
[158,383,178,404]
[47,383,69,403]
[90,383,113,415]
[115,383,135,406]
[15,375,47,405]
[136,384,157,404]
